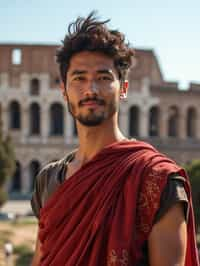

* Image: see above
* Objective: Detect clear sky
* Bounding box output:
[1,0,199,88]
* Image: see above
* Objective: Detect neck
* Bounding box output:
[75,117,126,165]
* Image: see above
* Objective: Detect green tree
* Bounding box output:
[184,160,200,232]
[0,121,16,207]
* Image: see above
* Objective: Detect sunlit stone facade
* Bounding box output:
[0,44,200,197]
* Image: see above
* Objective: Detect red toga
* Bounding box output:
[39,140,199,265]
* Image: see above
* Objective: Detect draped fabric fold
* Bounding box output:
[38,140,199,266]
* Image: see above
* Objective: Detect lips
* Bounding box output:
[82,100,100,107]
[79,98,105,107]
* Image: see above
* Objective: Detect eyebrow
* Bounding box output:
[70,70,87,76]
[70,69,114,76]
[96,69,114,75]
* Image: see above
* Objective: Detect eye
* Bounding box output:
[73,76,85,81]
[98,75,112,81]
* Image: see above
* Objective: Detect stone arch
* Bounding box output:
[30,78,40,95]
[9,100,21,129]
[129,105,140,137]
[149,106,160,137]
[50,103,64,136]
[11,161,21,192]
[168,106,179,137]
[30,102,40,135]
[29,160,41,191]
[186,107,197,138]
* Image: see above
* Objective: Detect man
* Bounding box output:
[31,12,199,266]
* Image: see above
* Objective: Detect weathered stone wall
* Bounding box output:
[0,44,200,195]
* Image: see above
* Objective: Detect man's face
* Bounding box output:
[64,51,121,127]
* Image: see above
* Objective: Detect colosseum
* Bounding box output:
[0,43,200,199]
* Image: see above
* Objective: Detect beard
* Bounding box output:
[67,100,118,127]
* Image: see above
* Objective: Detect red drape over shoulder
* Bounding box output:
[38,140,199,266]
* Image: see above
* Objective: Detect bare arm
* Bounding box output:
[31,228,42,266]
[148,202,187,266]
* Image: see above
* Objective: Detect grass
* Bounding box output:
[11,217,37,226]
[14,245,33,266]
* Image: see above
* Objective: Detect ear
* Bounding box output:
[120,80,129,99]
[60,82,68,101]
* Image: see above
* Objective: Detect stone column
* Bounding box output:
[179,108,187,139]
[41,105,49,144]
[159,106,168,138]
[21,106,29,144]
[0,72,9,88]
[141,77,150,97]
[20,73,29,93]
[119,104,129,137]
[21,162,30,194]
[1,105,9,136]
[139,106,149,138]
[40,73,50,94]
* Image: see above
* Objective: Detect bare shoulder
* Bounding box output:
[148,202,187,266]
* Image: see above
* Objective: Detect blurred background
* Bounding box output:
[0,0,200,264]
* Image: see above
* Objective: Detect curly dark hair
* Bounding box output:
[56,11,134,86]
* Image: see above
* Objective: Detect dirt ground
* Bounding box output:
[0,219,37,247]
[0,219,38,265]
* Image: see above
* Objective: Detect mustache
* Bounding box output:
[79,97,105,106]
